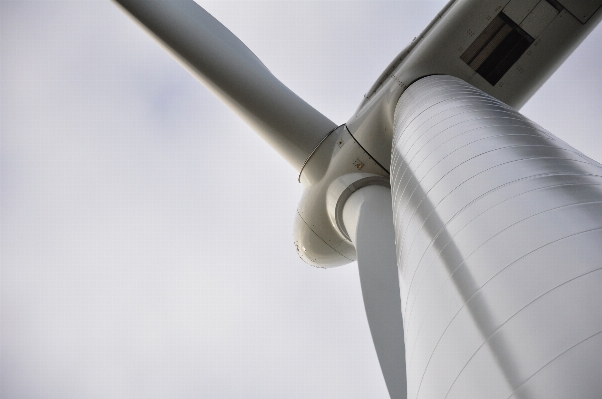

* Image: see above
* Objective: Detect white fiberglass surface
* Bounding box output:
[2,3,602,399]
[392,76,602,399]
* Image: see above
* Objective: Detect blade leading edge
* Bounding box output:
[343,185,407,399]
[113,0,336,171]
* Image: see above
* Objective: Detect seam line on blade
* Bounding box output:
[297,125,341,183]
[344,126,390,174]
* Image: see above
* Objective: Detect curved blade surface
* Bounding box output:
[113,0,336,171]
[343,185,407,399]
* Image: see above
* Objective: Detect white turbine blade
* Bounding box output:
[392,75,602,398]
[342,185,407,399]
[113,0,336,171]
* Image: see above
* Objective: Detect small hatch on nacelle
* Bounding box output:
[461,12,534,85]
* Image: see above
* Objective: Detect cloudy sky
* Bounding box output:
[2,1,601,398]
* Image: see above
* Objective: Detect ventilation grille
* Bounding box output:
[461,13,534,86]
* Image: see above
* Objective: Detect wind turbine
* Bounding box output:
[113,1,602,398]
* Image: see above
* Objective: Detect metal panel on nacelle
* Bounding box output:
[391,76,602,399]
[519,1,559,38]
[557,0,602,23]
[347,0,602,172]
[503,0,540,24]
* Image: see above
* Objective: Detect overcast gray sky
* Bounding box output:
[2,2,601,398]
